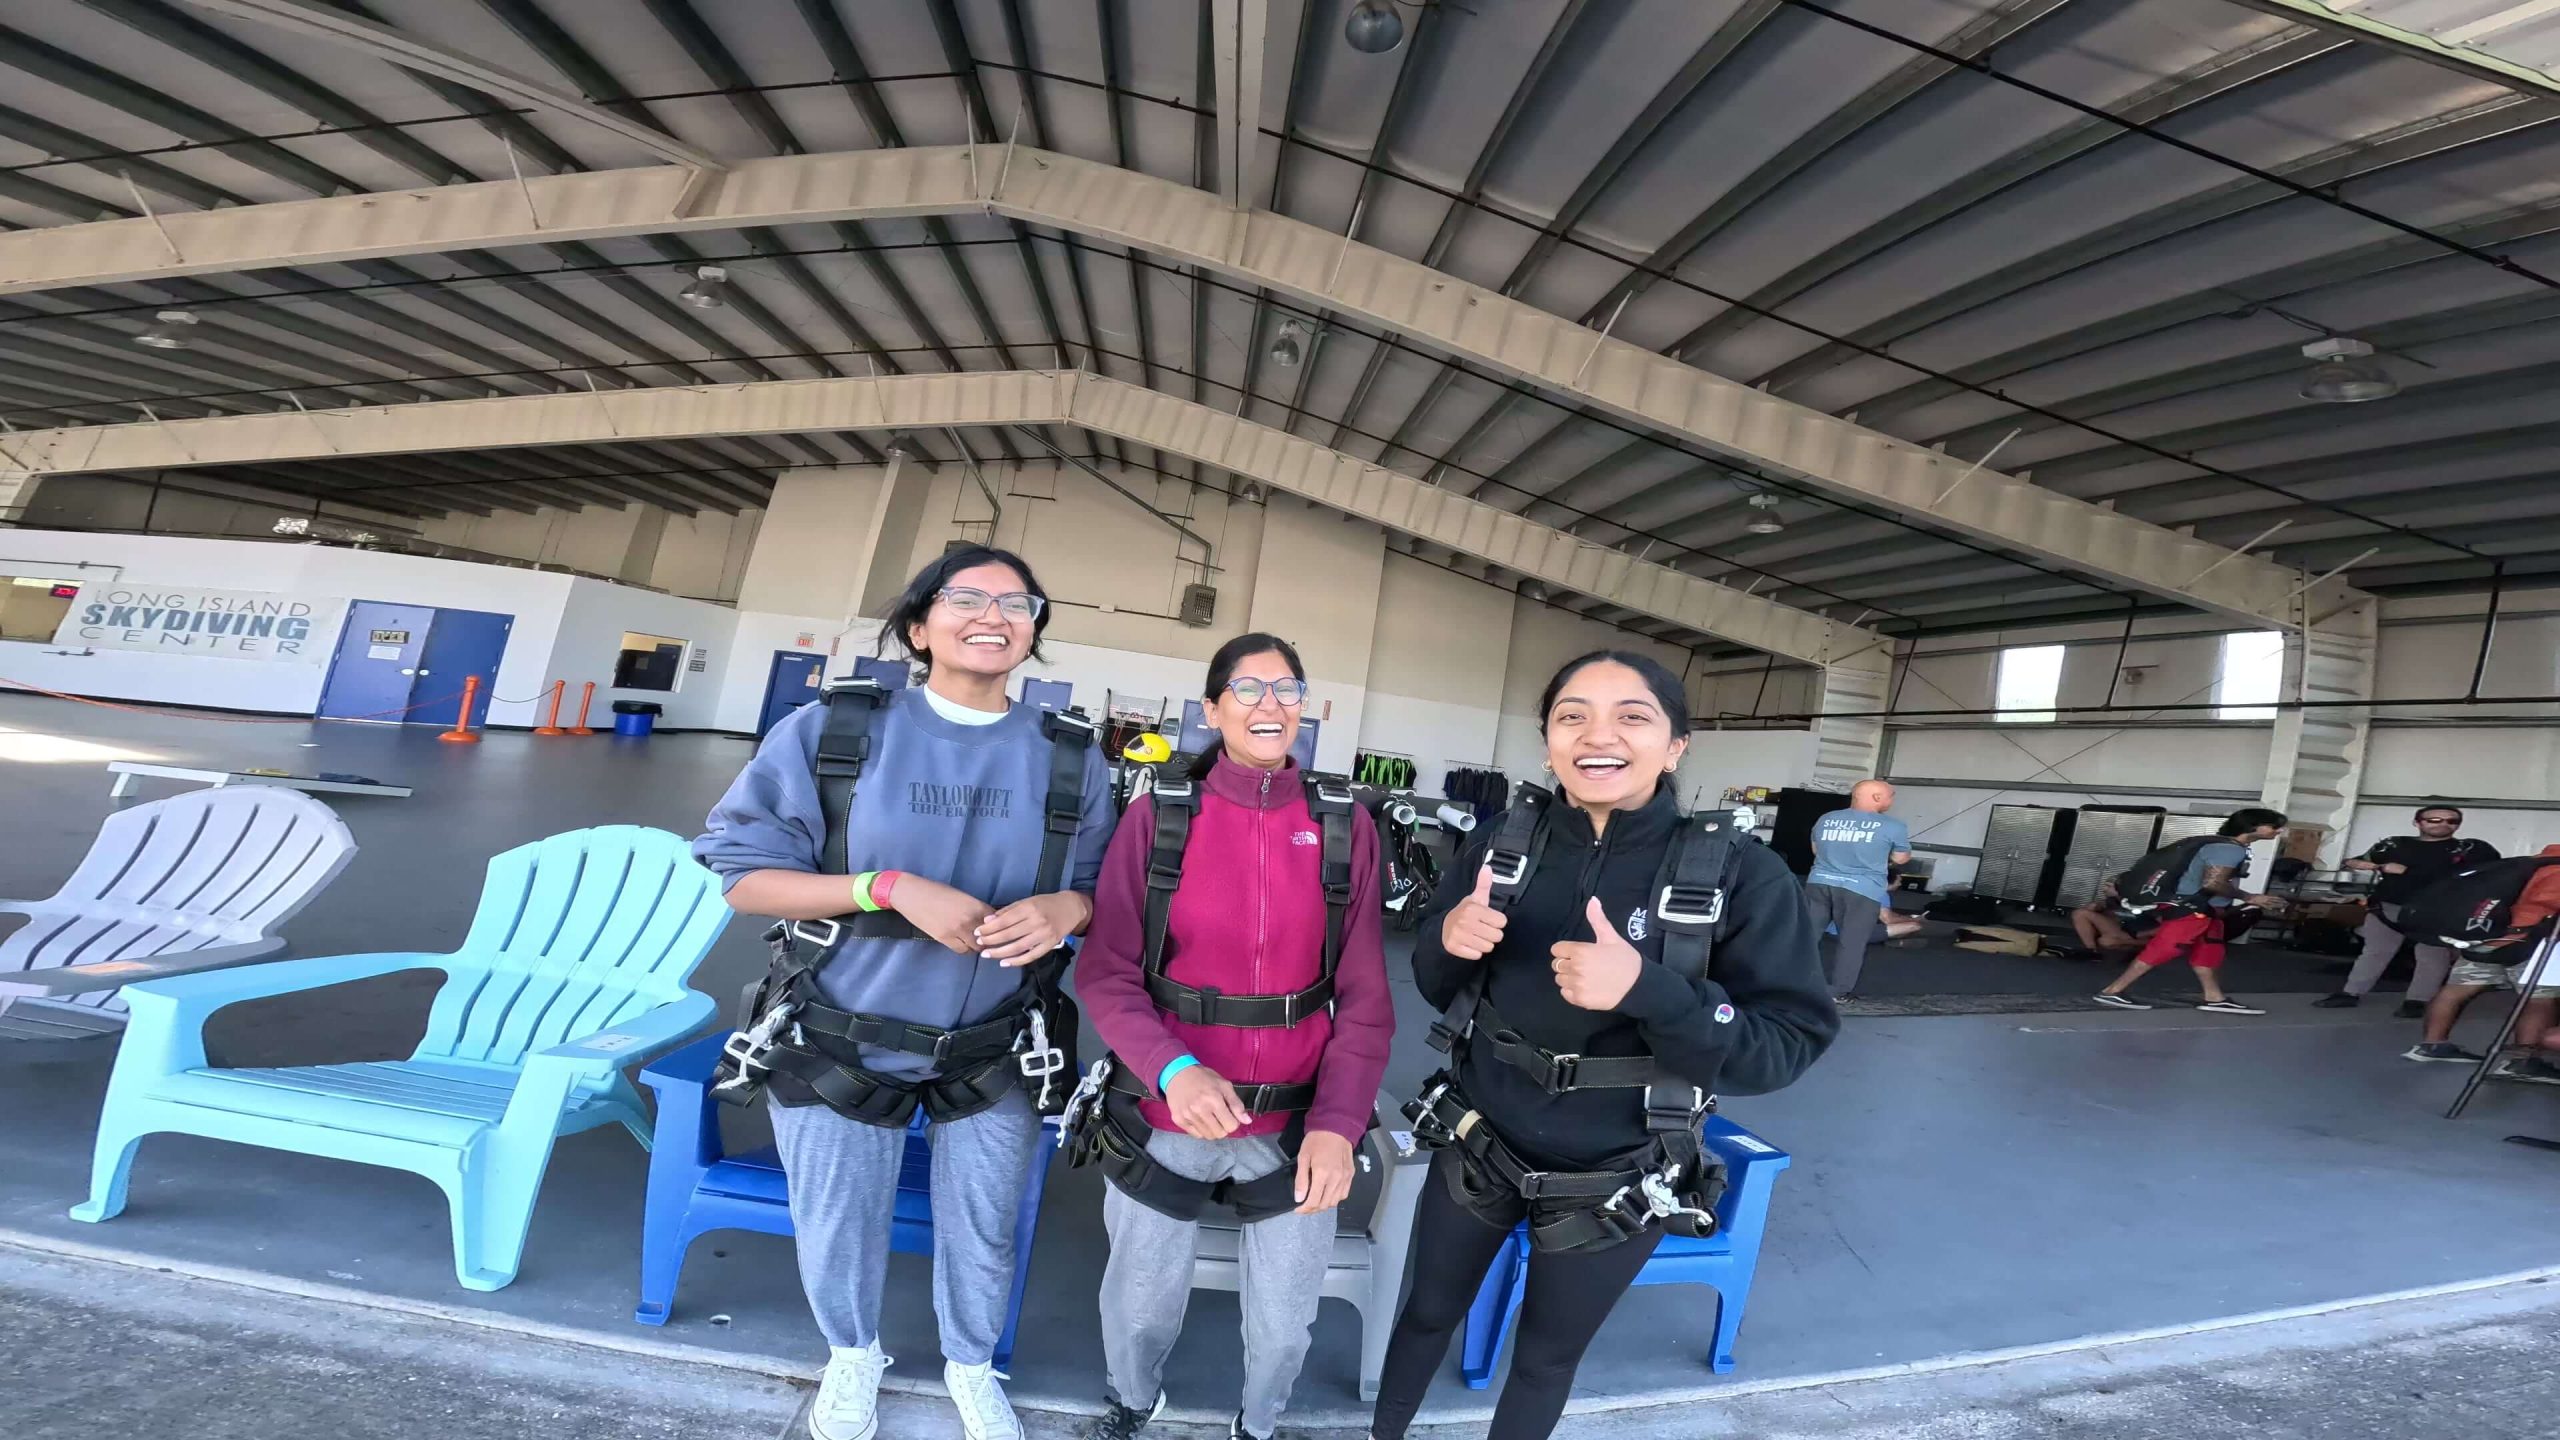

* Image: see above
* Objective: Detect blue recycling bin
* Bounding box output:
[612,700,661,737]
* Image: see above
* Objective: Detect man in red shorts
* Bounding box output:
[2093,808,2288,1015]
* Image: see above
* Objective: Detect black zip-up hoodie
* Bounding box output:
[1411,784,1838,1170]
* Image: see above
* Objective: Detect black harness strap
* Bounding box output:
[712,683,1093,1123]
[1136,771,1357,1030]
[1102,1059,1316,1117]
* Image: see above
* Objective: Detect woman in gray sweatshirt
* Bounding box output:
[694,546,1116,1440]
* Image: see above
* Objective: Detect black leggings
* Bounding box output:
[1370,1150,1664,1440]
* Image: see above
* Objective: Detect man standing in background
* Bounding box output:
[2316,806,2498,1017]
[1805,780,1910,1001]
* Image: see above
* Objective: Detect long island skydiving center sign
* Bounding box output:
[56,584,345,661]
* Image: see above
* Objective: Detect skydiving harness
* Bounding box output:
[1059,770,1366,1222]
[710,677,1093,1127]
[1404,783,1735,1253]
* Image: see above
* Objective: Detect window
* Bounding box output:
[2217,630,2284,720]
[1994,644,2064,723]
[0,576,81,643]
[613,630,688,691]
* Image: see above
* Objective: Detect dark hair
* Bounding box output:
[1536,650,1693,734]
[2415,804,2463,823]
[1185,632,1307,780]
[2220,806,2288,837]
[879,544,1049,676]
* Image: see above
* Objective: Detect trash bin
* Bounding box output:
[611,700,663,737]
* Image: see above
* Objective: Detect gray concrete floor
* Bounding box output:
[9,1237,2559,1439]
[4,696,2560,1433]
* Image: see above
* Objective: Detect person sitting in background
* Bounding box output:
[2405,843,2560,1081]
[2069,880,2149,961]
[1802,780,1910,1002]
[2317,807,2498,1017]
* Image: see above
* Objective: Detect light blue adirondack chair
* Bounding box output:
[70,825,728,1291]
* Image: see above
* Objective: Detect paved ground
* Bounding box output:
[6,1240,2557,1439]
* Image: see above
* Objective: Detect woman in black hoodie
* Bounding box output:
[1369,651,1837,1440]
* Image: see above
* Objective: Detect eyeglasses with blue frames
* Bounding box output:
[937,587,1044,622]
[1223,676,1308,707]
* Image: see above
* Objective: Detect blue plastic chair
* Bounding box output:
[633,1032,1060,1372]
[1459,1115,1793,1385]
[70,826,727,1292]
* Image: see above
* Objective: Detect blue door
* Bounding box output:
[414,606,513,729]
[759,650,827,736]
[318,601,433,721]
[318,601,512,726]
[851,656,910,690]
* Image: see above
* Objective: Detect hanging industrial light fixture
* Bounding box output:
[1346,0,1404,53]
[1270,320,1307,368]
[2298,337,2397,403]
[133,309,197,349]
[679,264,730,309]
[1743,494,1787,534]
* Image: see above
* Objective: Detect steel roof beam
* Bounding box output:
[1667,25,2345,362]
[1760,94,2560,400]
[0,146,2348,624]
[1207,1,1268,208]
[2226,0,2560,104]
[167,0,722,167]
[1325,0,1594,454]
[0,369,1877,667]
[1588,0,2074,323]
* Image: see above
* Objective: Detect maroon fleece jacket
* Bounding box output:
[1076,754,1394,1143]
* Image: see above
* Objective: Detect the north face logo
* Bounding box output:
[1626,907,1649,942]
[1291,831,1319,847]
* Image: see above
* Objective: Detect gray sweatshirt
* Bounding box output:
[693,687,1116,1078]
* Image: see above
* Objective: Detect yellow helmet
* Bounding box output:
[1122,732,1174,764]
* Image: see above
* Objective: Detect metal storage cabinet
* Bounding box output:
[1973,804,2073,906]
[2055,807,2165,910]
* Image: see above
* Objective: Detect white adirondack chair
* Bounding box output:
[0,787,357,1043]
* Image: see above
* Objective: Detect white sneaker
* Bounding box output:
[811,1344,892,1440]
[946,1358,1023,1440]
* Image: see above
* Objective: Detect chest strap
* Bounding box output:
[1136,772,1358,1029]
[1101,1056,1317,1116]
[810,679,1094,945]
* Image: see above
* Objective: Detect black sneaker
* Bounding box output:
[2395,1000,2428,1020]
[2493,1057,2560,1086]
[1081,1395,1164,1440]
[2403,1042,2485,1064]
[2311,992,2359,1009]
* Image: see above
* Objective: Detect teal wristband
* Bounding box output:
[1157,1054,1201,1092]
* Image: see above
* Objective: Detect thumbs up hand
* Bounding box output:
[1551,896,1644,1010]
[1440,865,1511,961]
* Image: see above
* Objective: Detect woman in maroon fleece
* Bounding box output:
[1073,633,1394,1440]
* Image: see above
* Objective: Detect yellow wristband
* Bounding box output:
[850,871,881,912]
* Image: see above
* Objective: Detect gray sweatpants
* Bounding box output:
[1100,1128,1338,1437]
[2343,901,2457,1000]
[1805,882,1882,995]
[770,1089,1041,1364]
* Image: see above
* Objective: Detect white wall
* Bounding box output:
[546,579,741,731]
[0,529,736,730]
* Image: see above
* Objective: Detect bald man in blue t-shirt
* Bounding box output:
[1805,780,1910,999]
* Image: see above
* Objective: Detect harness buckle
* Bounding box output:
[1483,848,1530,888]
[1406,1078,1459,1146]
[709,999,800,1100]
[791,918,845,950]
[1642,1083,1707,1134]
[1656,882,1725,928]
[1057,1059,1111,1150]
[1016,1010,1067,1110]
[1544,1053,1583,1094]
